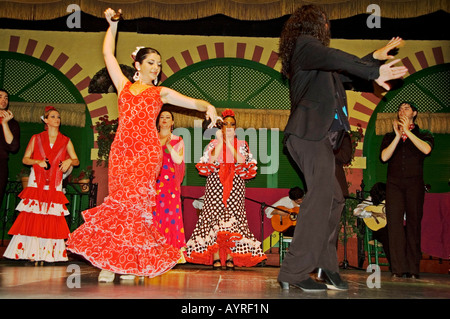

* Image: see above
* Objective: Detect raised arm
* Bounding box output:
[166,137,184,165]
[372,37,404,61]
[1,110,19,152]
[375,59,408,90]
[103,8,128,94]
[297,37,407,90]
[160,87,218,124]
[381,121,401,162]
[398,116,432,155]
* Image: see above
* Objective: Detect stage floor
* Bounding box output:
[0,259,448,303]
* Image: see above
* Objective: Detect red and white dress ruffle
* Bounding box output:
[4,132,71,262]
[185,138,266,267]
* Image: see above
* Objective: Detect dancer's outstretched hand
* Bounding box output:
[375,59,408,90]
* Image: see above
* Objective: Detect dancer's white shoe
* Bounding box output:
[119,274,136,280]
[98,269,115,282]
[119,274,145,281]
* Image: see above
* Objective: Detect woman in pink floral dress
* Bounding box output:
[153,110,186,253]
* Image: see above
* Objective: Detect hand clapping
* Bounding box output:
[0,110,14,123]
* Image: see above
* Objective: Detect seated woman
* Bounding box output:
[185,109,266,270]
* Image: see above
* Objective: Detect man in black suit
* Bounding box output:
[277,5,408,291]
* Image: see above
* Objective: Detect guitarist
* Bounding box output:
[353,182,391,267]
[266,187,305,236]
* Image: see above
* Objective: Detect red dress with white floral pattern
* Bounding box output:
[67,82,180,277]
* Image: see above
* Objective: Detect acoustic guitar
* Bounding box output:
[363,204,387,231]
[271,206,299,232]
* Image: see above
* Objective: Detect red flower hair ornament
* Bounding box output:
[45,106,57,113]
[221,108,235,118]
[41,106,58,126]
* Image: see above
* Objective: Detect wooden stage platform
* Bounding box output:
[0,257,448,316]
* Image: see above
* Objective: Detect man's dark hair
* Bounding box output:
[369,182,386,206]
[398,101,418,122]
[278,4,330,77]
[289,186,305,200]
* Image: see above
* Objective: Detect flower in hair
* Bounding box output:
[221,108,235,118]
[131,46,145,61]
[45,106,57,113]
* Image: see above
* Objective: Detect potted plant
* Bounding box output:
[16,167,31,189]
[73,166,94,193]
[339,123,365,243]
[340,195,363,243]
[346,123,365,167]
[92,115,118,167]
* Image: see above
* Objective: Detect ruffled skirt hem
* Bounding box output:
[67,247,179,278]
[3,234,68,262]
[67,220,181,277]
[8,211,70,239]
[185,231,267,267]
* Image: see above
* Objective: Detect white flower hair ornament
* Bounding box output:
[131,46,145,61]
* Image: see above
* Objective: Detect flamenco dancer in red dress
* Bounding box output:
[66,8,218,282]
[185,109,266,270]
[4,106,79,264]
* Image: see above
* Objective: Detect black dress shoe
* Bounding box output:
[316,268,325,281]
[225,259,235,270]
[391,273,406,278]
[212,260,221,270]
[405,273,420,279]
[278,281,290,290]
[279,278,327,292]
[321,269,348,290]
[294,278,328,292]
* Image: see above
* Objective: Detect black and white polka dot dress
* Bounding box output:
[185,139,267,267]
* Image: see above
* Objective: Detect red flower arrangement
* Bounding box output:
[92,115,119,167]
[346,123,365,167]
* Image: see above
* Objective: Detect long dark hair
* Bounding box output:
[156,109,175,132]
[279,5,330,77]
[134,47,161,65]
